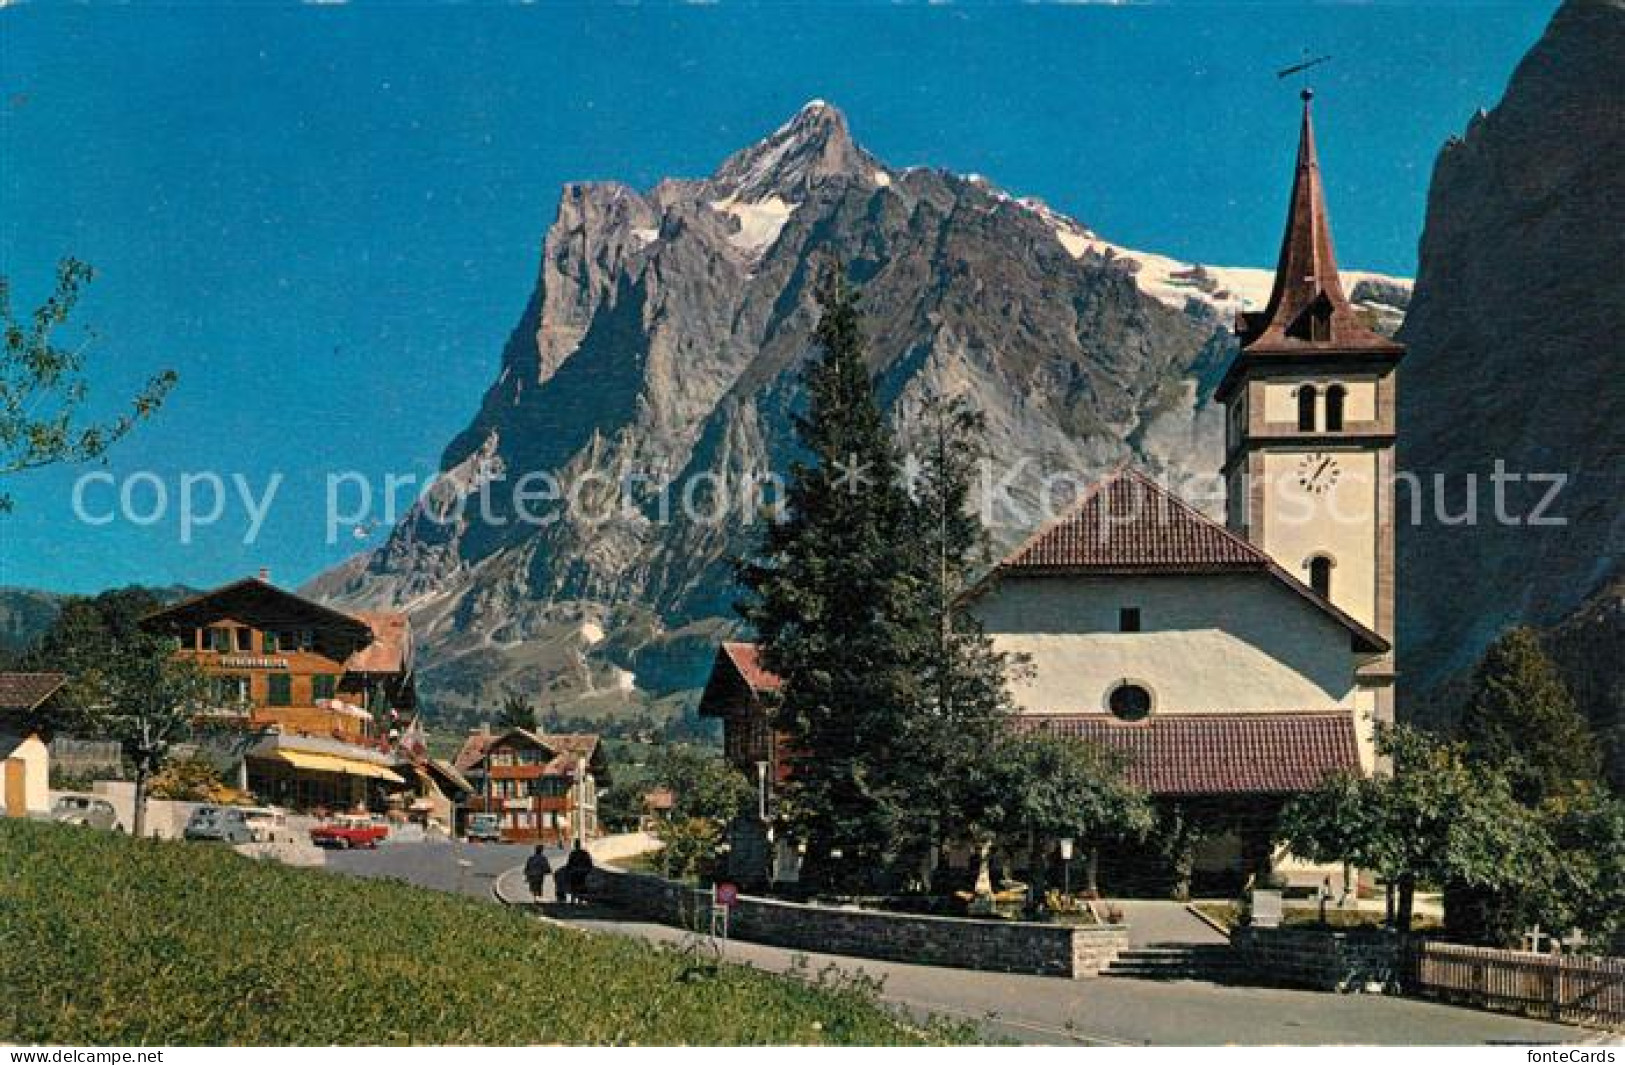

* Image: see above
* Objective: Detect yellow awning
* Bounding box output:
[265,749,405,785]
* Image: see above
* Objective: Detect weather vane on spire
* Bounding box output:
[1277,50,1332,101]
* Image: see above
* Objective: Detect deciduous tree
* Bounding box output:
[1281,724,1549,933]
[1,259,176,510]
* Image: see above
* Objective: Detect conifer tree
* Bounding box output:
[1458,626,1600,806]
[893,391,1021,881]
[737,266,923,891]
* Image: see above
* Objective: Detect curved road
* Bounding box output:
[328,841,1597,1046]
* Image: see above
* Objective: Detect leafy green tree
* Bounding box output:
[737,266,924,890]
[597,779,650,833]
[1457,626,1601,806]
[16,586,168,735]
[637,746,751,880]
[972,732,1153,897]
[78,633,214,837]
[1281,724,1550,932]
[644,744,752,824]
[496,694,536,731]
[1,259,176,510]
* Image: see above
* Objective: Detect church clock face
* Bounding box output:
[1297,452,1342,495]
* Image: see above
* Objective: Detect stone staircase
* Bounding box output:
[1102,943,1247,983]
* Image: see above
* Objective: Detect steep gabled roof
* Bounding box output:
[1024,711,1362,796]
[697,641,783,719]
[0,672,66,713]
[1236,90,1403,358]
[718,642,782,695]
[1000,467,1268,574]
[142,577,372,641]
[986,467,1389,653]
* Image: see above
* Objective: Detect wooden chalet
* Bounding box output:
[141,575,417,811]
[454,727,608,844]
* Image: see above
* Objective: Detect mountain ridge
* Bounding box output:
[305,100,1409,722]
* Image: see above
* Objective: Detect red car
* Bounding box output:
[309,815,389,850]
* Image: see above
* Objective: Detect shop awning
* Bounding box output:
[260,748,405,785]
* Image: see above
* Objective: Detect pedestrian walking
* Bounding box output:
[523,845,553,904]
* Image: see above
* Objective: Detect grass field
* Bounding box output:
[0,820,961,1046]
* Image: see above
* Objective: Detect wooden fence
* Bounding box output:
[49,738,124,780]
[1408,941,1625,1027]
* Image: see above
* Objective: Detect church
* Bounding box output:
[700,89,1402,893]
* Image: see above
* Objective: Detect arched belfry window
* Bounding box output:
[1308,555,1335,600]
[1297,385,1318,432]
[1325,385,1347,432]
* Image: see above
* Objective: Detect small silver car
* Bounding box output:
[183,805,254,844]
[50,795,124,832]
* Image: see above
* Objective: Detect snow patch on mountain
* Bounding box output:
[1021,196,1409,320]
[709,193,797,257]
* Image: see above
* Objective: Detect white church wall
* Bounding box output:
[973,573,1358,715]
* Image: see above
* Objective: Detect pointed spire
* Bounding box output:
[1238,89,1394,352]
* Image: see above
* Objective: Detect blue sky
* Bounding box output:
[1,1,1558,595]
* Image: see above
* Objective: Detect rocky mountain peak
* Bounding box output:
[309,97,1408,724]
[710,99,875,201]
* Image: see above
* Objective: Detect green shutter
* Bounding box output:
[267,674,291,707]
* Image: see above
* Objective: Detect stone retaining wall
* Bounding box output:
[582,865,1127,979]
[1231,925,1405,993]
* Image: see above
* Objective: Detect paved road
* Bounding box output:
[326,841,1598,1047]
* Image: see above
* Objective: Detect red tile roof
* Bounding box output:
[720,641,783,694]
[988,467,1388,653]
[453,731,499,772]
[1022,711,1362,797]
[0,672,66,712]
[1000,467,1268,573]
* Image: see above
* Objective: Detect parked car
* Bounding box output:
[239,805,289,844]
[184,805,255,844]
[465,812,503,843]
[310,814,389,850]
[50,795,123,832]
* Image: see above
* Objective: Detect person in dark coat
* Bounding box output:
[523,845,553,903]
[564,840,594,905]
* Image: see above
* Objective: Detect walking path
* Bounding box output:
[1116,900,1228,946]
[486,861,1595,1047]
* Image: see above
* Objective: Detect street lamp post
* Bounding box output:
[755,760,769,821]
[1059,837,1075,898]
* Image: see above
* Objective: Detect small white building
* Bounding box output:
[0,673,67,817]
[1,733,52,816]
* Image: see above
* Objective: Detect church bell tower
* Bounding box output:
[1218,88,1404,729]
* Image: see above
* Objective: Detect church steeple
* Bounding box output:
[1236,89,1398,354]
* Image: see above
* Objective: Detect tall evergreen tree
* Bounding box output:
[893,391,1021,881]
[1458,626,1601,806]
[737,266,923,891]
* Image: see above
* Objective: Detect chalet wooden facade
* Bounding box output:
[141,576,417,811]
[454,727,608,844]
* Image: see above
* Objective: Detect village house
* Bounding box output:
[0,673,66,816]
[454,726,608,844]
[700,90,1399,894]
[140,575,418,812]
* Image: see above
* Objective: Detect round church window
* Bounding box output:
[1108,682,1152,722]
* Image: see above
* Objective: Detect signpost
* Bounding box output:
[711,882,738,942]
